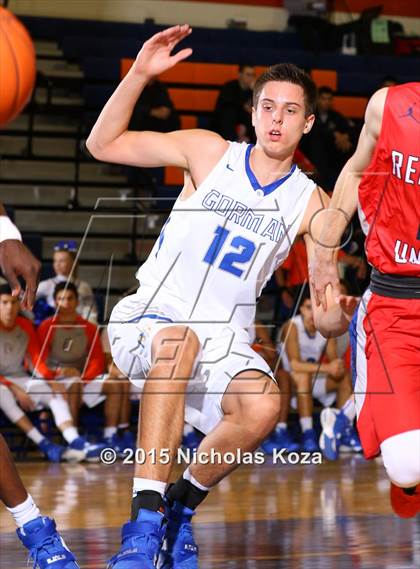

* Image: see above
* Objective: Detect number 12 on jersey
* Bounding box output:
[203,225,256,277]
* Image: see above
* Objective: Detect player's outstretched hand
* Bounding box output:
[0,240,41,310]
[132,24,192,78]
[309,252,341,312]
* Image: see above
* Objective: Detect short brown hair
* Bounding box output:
[54,281,78,300]
[253,63,317,116]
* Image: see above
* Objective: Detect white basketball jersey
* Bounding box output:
[279,315,327,371]
[136,142,315,329]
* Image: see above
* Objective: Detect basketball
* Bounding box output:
[0,7,36,126]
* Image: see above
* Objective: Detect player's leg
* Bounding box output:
[381,431,420,518]
[0,432,30,508]
[108,324,200,569]
[291,371,319,452]
[0,433,80,568]
[189,369,279,483]
[160,369,279,569]
[352,292,420,517]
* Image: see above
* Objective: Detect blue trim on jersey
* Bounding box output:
[126,314,174,323]
[349,306,359,390]
[245,144,297,196]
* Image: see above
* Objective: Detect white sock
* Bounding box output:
[132,478,166,498]
[183,468,210,492]
[277,422,287,431]
[6,494,40,528]
[183,424,194,435]
[49,396,73,426]
[300,417,313,432]
[104,426,117,439]
[26,428,44,445]
[341,398,356,422]
[62,427,79,444]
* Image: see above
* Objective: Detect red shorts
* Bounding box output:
[350,290,420,459]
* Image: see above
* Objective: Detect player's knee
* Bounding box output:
[381,431,420,487]
[153,325,200,363]
[384,459,420,488]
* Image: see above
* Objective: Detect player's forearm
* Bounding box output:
[86,69,149,156]
[315,158,361,259]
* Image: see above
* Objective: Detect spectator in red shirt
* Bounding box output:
[38,282,128,450]
[0,284,103,462]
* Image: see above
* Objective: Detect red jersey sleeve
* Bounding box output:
[0,375,13,387]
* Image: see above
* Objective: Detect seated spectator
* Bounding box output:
[37,282,127,451]
[101,327,136,451]
[276,288,359,453]
[0,284,103,462]
[36,240,98,324]
[212,64,255,142]
[129,78,180,133]
[300,86,354,190]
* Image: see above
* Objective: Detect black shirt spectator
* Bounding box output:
[300,86,354,190]
[212,64,255,142]
[129,79,180,133]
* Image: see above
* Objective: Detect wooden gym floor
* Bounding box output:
[0,456,418,568]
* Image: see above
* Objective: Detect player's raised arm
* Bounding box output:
[308,88,387,310]
[86,25,226,171]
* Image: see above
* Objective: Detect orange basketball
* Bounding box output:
[0,7,36,126]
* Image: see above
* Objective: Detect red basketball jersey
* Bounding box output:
[358,83,420,276]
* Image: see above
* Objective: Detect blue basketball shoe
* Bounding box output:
[261,426,300,454]
[319,407,346,460]
[38,439,66,463]
[107,509,167,568]
[103,433,125,458]
[158,502,198,569]
[120,430,136,451]
[17,516,79,568]
[301,428,320,453]
[68,436,106,462]
[340,421,362,454]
